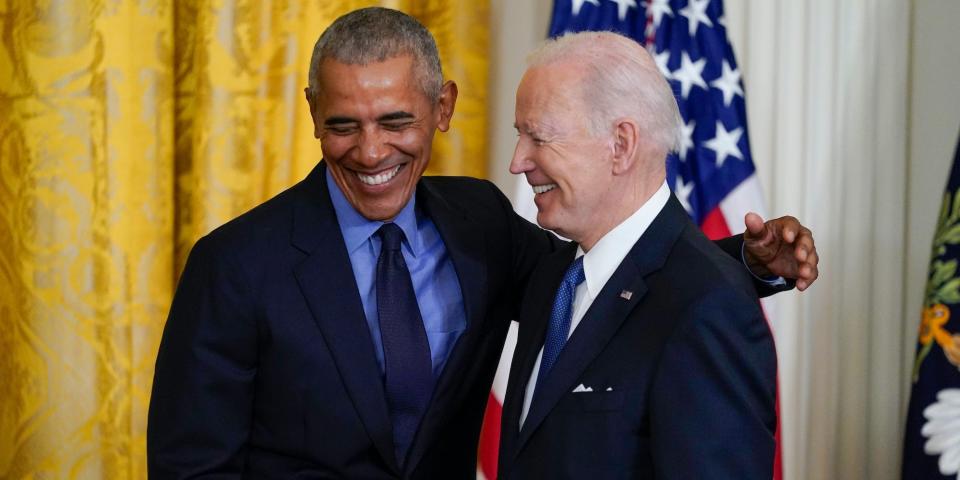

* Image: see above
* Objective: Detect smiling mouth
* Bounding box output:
[355,165,404,186]
[532,183,558,194]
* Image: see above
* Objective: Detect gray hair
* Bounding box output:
[526,31,682,155]
[306,7,443,101]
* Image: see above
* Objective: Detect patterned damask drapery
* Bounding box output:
[0,1,489,477]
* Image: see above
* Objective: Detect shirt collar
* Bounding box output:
[325,166,423,256]
[576,180,671,299]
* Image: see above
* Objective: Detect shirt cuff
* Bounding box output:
[741,242,788,287]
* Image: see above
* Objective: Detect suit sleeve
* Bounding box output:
[148,236,257,479]
[482,181,566,319]
[649,289,777,480]
[713,234,794,298]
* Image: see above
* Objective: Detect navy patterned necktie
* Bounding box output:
[375,223,434,466]
[535,255,586,394]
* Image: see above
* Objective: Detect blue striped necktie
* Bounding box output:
[375,223,433,466]
[535,255,586,393]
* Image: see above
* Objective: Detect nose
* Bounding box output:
[509,139,534,175]
[357,126,390,167]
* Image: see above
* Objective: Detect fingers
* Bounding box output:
[783,226,796,244]
[792,226,814,262]
[743,213,821,291]
[744,212,766,237]
[795,244,819,291]
[776,215,800,244]
[743,213,776,251]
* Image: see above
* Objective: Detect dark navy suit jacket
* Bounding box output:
[148,163,778,479]
[498,195,778,480]
[147,162,559,478]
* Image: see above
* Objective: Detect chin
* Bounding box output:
[535,211,555,231]
[358,198,406,221]
[359,207,401,222]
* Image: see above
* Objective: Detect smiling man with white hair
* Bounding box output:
[498,31,778,479]
[148,8,809,479]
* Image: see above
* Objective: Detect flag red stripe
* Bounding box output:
[701,206,733,240]
[478,393,502,479]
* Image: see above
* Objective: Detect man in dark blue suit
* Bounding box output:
[148,8,817,479]
[498,31,780,479]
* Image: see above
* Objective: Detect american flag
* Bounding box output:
[481,0,780,478]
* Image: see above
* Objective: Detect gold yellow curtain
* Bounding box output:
[0,1,489,478]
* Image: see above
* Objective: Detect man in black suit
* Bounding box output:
[148,8,816,479]
[499,31,780,479]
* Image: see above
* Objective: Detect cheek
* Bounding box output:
[392,130,431,159]
[320,135,354,159]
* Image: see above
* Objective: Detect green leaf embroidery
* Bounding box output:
[938,279,960,305]
[927,190,960,306]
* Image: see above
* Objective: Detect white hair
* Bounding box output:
[526,31,682,155]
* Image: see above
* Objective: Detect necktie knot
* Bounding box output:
[563,256,586,289]
[377,223,405,252]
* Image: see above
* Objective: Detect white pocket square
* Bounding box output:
[572,383,594,393]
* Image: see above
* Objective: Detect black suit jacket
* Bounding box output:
[498,195,778,479]
[148,162,559,478]
[148,163,778,479]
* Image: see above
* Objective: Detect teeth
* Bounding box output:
[357,165,402,186]
[532,183,558,194]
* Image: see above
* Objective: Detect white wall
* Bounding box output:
[488,0,552,191]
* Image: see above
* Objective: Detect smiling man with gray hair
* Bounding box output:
[148,8,811,479]
[498,31,778,479]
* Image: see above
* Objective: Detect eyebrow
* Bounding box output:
[377,111,415,122]
[324,116,357,126]
[515,122,555,136]
[323,112,415,126]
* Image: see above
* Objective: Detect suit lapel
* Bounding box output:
[402,179,489,473]
[290,163,399,474]
[499,242,576,454]
[514,195,690,455]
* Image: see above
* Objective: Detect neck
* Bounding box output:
[577,173,663,252]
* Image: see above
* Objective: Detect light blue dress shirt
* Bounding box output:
[326,169,467,378]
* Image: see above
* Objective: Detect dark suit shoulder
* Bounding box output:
[419,175,512,219]
[659,222,760,305]
[202,180,304,251]
[178,177,317,306]
[420,174,496,192]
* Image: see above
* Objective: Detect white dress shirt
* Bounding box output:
[519,181,672,427]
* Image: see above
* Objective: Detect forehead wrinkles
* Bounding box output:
[324,60,416,93]
[319,59,425,115]
[519,66,589,133]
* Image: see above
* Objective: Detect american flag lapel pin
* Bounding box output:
[619,290,633,300]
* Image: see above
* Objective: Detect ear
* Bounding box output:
[436,80,459,132]
[305,87,322,139]
[611,117,640,175]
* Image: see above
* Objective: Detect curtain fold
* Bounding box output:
[723,1,910,478]
[0,1,488,477]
